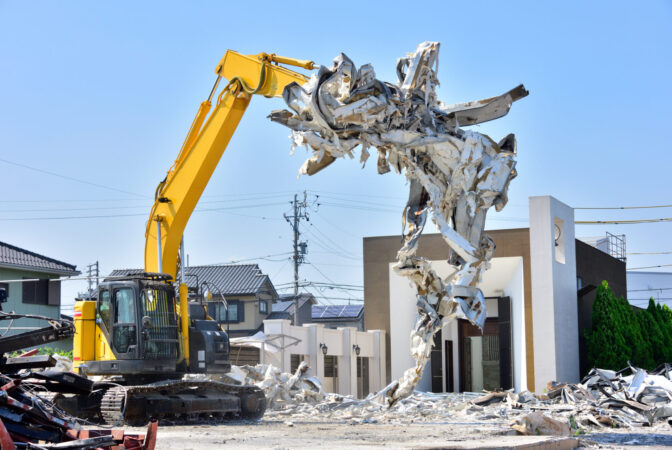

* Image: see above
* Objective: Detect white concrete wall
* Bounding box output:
[504,257,527,391]
[262,319,386,397]
[388,257,525,393]
[530,196,579,392]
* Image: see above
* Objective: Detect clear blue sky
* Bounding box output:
[1,1,670,314]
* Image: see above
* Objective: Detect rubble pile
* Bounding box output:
[237,362,672,436]
[0,369,157,450]
[271,42,528,404]
[236,362,326,410]
[0,353,157,449]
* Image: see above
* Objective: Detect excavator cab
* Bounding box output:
[76,272,231,380]
[79,273,180,378]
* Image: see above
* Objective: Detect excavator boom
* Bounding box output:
[144,51,313,279]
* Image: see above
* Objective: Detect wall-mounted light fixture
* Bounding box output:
[352,344,361,356]
[554,223,562,247]
[320,343,328,355]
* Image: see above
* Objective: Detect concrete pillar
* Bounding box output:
[368,329,386,392]
[263,319,292,373]
[337,327,358,396]
[303,323,325,379]
[280,319,292,373]
[530,196,579,392]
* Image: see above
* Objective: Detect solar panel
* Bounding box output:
[341,305,362,318]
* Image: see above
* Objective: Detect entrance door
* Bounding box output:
[458,296,513,391]
[459,318,501,392]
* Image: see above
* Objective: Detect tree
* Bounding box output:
[586,281,630,369]
[586,282,672,372]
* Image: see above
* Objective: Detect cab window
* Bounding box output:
[112,287,136,353]
[114,288,136,324]
[98,290,111,330]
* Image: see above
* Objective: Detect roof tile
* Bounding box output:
[0,241,79,276]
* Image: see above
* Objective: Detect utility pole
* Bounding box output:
[86,261,99,299]
[283,191,309,325]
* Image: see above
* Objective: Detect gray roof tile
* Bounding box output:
[0,241,79,276]
[273,293,316,314]
[109,264,276,297]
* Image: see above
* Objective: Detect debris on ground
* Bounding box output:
[510,411,572,436]
[0,369,157,449]
[230,361,672,439]
[233,362,326,410]
[271,41,528,405]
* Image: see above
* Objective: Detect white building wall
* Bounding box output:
[389,257,525,393]
[260,319,386,397]
[530,196,580,392]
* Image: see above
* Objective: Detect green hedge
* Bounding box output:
[586,281,672,371]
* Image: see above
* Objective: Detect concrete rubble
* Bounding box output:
[270,41,528,404]
[229,361,672,442]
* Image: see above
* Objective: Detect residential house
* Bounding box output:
[269,293,316,325]
[0,241,80,350]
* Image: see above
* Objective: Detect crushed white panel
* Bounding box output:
[271,41,527,405]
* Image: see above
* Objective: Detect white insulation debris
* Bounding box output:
[270,41,528,405]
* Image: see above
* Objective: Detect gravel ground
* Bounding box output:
[121,418,672,449]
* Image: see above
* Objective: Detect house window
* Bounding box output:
[0,283,8,300]
[218,300,244,323]
[22,278,49,305]
[259,299,268,314]
[290,354,305,373]
[324,355,338,378]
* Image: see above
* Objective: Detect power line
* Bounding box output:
[205,252,293,265]
[307,222,359,258]
[576,218,672,225]
[307,189,402,201]
[0,201,289,221]
[628,264,672,270]
[0,192,294,204]
[575,204,672,210]
[0,157,147,198]
[302,227,361,261]
[628,287,672,292]
[628,251,672,255]
[303,284,334,306]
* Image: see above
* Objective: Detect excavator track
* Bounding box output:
[99,380,266,426]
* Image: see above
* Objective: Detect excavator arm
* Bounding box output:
[144,51,314,279]
[142,51,314,363]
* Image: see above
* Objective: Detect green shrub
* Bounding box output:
[586,281,671,372]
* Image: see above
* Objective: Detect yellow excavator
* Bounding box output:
[70,51,316,425]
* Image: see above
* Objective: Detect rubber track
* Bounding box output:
[99,380,265,425]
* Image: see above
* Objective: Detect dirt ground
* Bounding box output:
[126,418,672,449]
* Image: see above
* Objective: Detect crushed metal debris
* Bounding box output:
[232,361,672,439]
[271,41,528,404]
[0,363,156,449]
